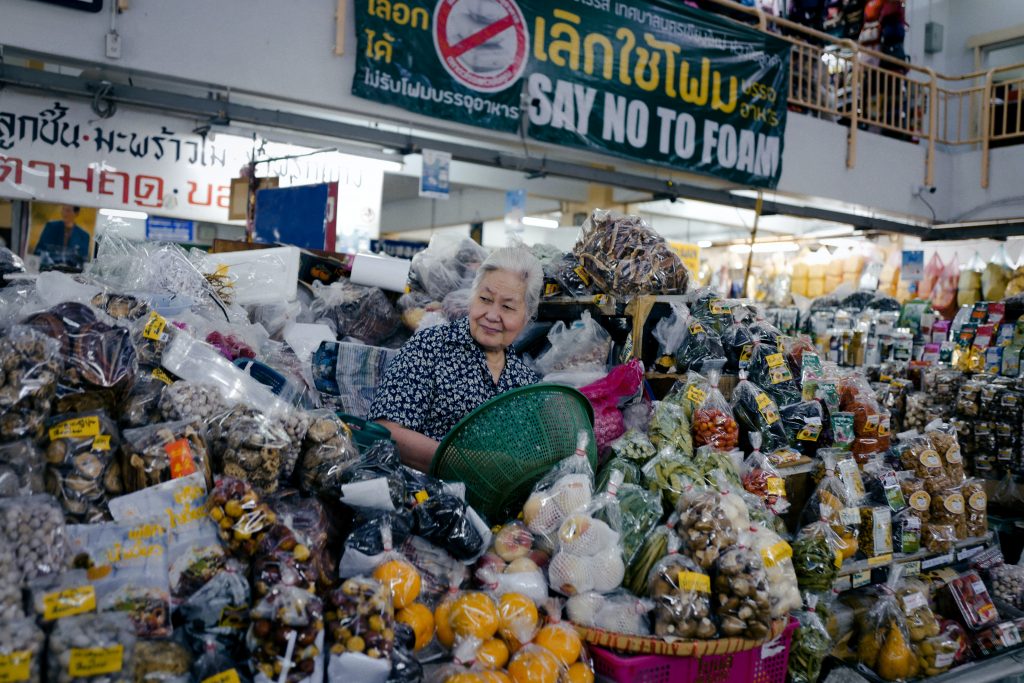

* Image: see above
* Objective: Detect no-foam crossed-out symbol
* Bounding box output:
[433,0,529,93]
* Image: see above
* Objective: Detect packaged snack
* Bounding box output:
[647,401,694,457]
[647,534,716,638]
[0,438,43,497]
[246,585,324,683]
[120,419,212,493]
[748,341,802,407]
[893,510,922,554]
[831,412,855,450]
[859,506,894,558]
[922,524,957,553]
[207,477,277,559]
[296,411,360,497]
[48,612,136,683]
[0,326,61,442]
[939,571,999,630]
[325,576,394,683]
[714,540,773,640]
[44,410,121,523]
[788,594,832,683]
[924,421,966,485]
[930,488,967,540]
[895,432,951,495]
[0,616,44,683]
[963,479,988,537]
[676,487,747,570]
[731,380,788,453]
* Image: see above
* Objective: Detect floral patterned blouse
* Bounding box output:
[368,317,539,440]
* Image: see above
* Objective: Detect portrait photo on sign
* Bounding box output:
[27,202,97,272]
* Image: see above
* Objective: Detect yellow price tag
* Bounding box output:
[761,540,793,568]
[48,416,100,441]
[43,585,96,621]
[414,490,429,504]
[766,353,786,368]
[686,386,707,404]
[142,311,167,341]
[868,554,894,567]
[92,435,111,452]
[0,651,32,683]
[69,646,123,677]
[202,671,241,683]
[834,552,843,569]
[766,477,786,497]
[151,368,173,385]
[677,571,710,593]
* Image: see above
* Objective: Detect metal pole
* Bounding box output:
[743,191,764,298]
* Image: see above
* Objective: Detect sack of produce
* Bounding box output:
[713,540,773,640]
[781,400,830,457]
[296,410,360,497]
[957,252,984,308]
[651,303,689,372]
[567,588,652,635]
[521,431,594,545]
[647,401,693,456]
[247,584,325,683]
[325,576,394,683]
[120,418,212,493]
[208,476,278,559]
[603,481,661,569]
[48,612,137,683]
[0,438,43,497]
[694,445,743,489]
[572,210,689,297]
[688,364,739,451]
[664,368,715,420]
[579,360,643,452]
[688,290,737,336]
[793,510,844,592]
[0,616,44,683]
[722,322,756,374]
[748,524,800,618]
[642,446,703,513]
[676,486,747,570]
[647,533,716,638]
[624,519,673,597]
[673,315,726,373]
[534,311,612,377]
[43,410,121,523]
[789,594,833,683]
[0,326,61,443]
[731,379,789,453]
[742,444,789,515]
[858,577,921,681]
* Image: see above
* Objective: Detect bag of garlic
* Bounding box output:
[745,525,801,619]
[521,430,594,548]
[567,588,653,635]
[646,533,717,639]
[547,471,626,596]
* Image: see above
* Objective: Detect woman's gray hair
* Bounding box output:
[471,246,544,318]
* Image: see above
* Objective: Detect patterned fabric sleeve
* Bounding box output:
[367,334,434,431]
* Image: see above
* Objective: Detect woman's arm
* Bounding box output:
[376,420,439,472]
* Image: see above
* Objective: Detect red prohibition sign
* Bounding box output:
[433,0,529,93]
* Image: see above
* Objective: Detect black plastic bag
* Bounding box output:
[675,319,726,373]
[781,400,830,456]
[722,323,755,374]
[413,492,486,561]
[748,342,802,407]
[731,380,789,453]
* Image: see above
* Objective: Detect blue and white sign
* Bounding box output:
[504,189,526,229]
[901,250,924,282]
[419,149,451,200]
[146,216,195,243]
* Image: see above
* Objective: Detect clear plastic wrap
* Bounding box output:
[207,477,278,559]
[642,446,702,512]
[133,641,192,683]
[793,514,842,592]
[742,447,789,515]
[647,536,716,638]
[209,406,300,494]
[894,431,951,495]
[579,360,643,452]
[246,585,324,683]
[689,366,739,451]
[675,487,746,570]
[567,589,652,635]
[731,379,788,452]
[522,431,594,544]
[673,317,726,373]
[534,311,611,376]
[179,569,251,658]
[43,410,120,523]
[572,210,689,297]
[647,401,693,456]
[297,410,360,497]
[120,419,212,493]
[407,235,487,302]
[788,595,832,683]
[963,479,988,537]
[624,521,672,597]
[413,492,490,563]
[0,326,62,442]
[607,482,662,569]
[325,576,394,683]
[0,616,44,683]
[857,582,921,681]
[747,341,801,407]
[748,524,800,618]
[607,430,656,464]
[310,279,400,346]
[0,494,66,599]
[781,400,829,457]
[651,303,689,372]
[713,539,773,640]
[924,420,965,485]
[0,438,43,497]
[48,612,136,683]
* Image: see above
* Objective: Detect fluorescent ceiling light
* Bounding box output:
[698,240,713,248]
[800,226,856,239]
[521,216,560,229]
[728,242,801,254]
[99,209,148,220]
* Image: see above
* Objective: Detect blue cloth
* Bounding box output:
[34,221,90,269]
[368,317,539,440]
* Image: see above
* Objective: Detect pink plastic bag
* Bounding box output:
[580,360,644,453]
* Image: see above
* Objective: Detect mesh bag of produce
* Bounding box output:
[521,431,594,544]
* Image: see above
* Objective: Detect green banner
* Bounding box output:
[353,0,790,188]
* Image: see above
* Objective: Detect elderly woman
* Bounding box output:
[369,246,544,471]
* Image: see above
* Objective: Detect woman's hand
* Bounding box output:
[375,420,440,473]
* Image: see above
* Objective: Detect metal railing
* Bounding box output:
[701,0,1024,188]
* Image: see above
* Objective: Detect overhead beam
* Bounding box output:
[1,63,938,236]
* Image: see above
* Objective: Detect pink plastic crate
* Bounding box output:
[591,618,799,683]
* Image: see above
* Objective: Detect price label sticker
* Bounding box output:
[766,353,785,368]
[901,561,921,578]
[761,540,793,568]
[945,494,965,515]
[689,322,705,335]
[852,570,871,588]
[969,491,987,511]
[152,368,173,385]
[766,477,786,497]
[572,266,591,287]
[910,491,931,511]
[920,450,942,468]
[797,421,822,441]
[92,435,111,452]
[0,651,32,683]
[49,416,100,440]
[686,386,707,404]
[902,591,928,613]
[677,571,710,593]
[165,439,197,479]
[43,585,96,621]
[69,646,123,677]
[142,311,168,341]
[202,671,242,683]
[868,553,893,567]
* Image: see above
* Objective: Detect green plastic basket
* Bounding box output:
[337,413,393,451]
[430,383,597,523]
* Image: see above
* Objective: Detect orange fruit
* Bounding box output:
[372,559,421,609]
[564,662,595,683]
[477,637,511,669]
[508,648,561,683]
[435,596,456,649]
[445,674,485,683]
[534,624,581,667]
[396,602,434,651]
[499,593,539,643]
[482,673,513,683]
[451,592,500,641]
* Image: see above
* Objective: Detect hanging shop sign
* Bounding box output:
[419,148,452,199]
[353,0,790,188]
[671,241,701,277]
[145,216,195,242]
[0,92,387,243]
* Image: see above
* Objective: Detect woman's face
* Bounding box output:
[469,269,530,352]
